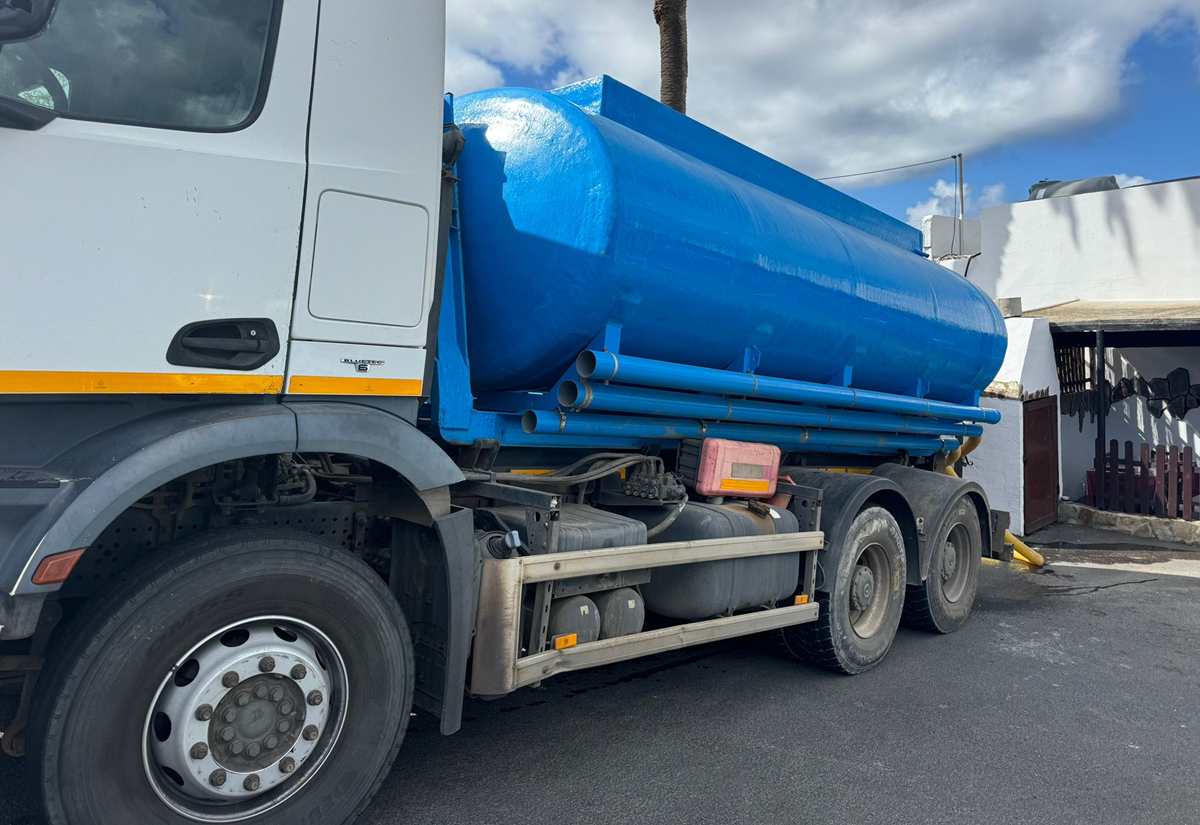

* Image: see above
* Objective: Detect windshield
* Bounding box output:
[0,0,278,131]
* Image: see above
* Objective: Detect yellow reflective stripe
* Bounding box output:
[286,375,423,396]
[719,478,771,492]
[0,371,282,394]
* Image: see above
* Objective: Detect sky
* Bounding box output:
[444,0,1200,228]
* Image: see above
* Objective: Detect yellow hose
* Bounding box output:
[943,436,1044,566]
[1005,532,1045,567]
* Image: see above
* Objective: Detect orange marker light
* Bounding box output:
[794,594,809,605]
[553,633,578,650]
[31,548,87,585]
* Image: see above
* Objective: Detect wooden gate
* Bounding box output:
[1024,396,1060,533]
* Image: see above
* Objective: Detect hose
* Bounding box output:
[645,499,688,539]
[465,454,658,487]
[942,436,1045,566]
[277,468,317,505]
[1005,532,1045,567]
[546,452,633,477]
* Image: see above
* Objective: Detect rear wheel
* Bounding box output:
[904,495,982,633]
[32,528,413,825]
[781,506,906,674]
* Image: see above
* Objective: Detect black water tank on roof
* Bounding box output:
[1027,176,1120,200]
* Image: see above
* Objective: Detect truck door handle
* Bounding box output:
[179,337,262,353]
[166,318,280,371]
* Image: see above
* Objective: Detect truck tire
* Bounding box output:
[31,527,413,825]
[780,506,906,674]
[903,494,981,633]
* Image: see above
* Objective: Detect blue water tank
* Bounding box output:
[454,78,1006,405]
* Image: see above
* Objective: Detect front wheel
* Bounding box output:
[32,528,413,825]
[780,506,907,674]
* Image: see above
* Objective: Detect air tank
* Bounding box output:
[454,79,1006,405]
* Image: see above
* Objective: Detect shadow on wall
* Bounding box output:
[1107,348,1200,455]
[1060,346,1200,501]
[972,177,1200,308]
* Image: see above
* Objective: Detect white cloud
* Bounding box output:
[905,180,1008,227]
[1114,173,1153,187]
[445,44,505,94]
[446,0,1200,182]
[977,183,1009,211]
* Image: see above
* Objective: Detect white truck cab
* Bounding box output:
[1,0,442,396]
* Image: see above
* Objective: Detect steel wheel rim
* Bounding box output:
[141,615,349,823]
[847,542,890,638]
[940,523,972,604]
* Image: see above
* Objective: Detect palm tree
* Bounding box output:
[653,0,687,113]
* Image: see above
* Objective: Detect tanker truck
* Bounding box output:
[0,1,1011,822]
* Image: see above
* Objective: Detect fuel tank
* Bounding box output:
[454,77,1006,405]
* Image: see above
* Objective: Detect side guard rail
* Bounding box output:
[470,532,823,694]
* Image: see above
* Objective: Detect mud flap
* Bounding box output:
[389,506,480,734]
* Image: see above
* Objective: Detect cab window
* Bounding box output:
[0,0,279,131]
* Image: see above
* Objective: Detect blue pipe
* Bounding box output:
[522,410,952,456]
[558,380,984,438]
[577,351,1001,425]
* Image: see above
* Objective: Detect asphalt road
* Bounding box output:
[4,537,1199,824]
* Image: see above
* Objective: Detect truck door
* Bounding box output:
[283,0,445,398]
[0,0,317,394]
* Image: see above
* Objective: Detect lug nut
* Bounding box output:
[222,708,238,723]
[209,769,227,787]
[253,684,268,699]
[270,687,285,702]
[302,725,319,741]
[235,692,250,707]
[290,664,307,680]
[220,727,235,743]
[280,756,296,774]
[277,719,291,733]
[222,671,240,688]
[246,742,261,759]
[195,704,214,722]
[190,743,209,760]
[278,700,294,715]
[258,656,275,673]
[244,774,261,792]
[264,734,279,750]
[306,690,323,707]
[230,740,245,756]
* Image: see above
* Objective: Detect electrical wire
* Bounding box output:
[962,251,980,280]
[816,155,956,182]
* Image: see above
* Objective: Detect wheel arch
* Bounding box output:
[7,401,464,597]
[286,401,463,493]
[784,470,920,591]
[862,487,921,586]
[870,463,992,584]
[7,403,297,597]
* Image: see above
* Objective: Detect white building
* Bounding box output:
[924,176,1200,535]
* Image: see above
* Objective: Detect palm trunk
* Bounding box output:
[654,0,688,114]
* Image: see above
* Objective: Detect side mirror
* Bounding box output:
[0,0,58,44]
